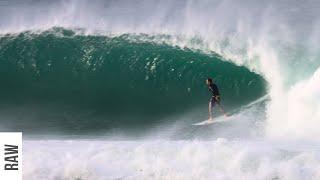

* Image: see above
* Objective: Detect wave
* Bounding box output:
[0,28,266,134]
[0,0,319,139]
[2,1,320,179]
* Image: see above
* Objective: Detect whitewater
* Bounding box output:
[0,0,320,179]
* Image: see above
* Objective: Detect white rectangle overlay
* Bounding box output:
[0,133,22,180]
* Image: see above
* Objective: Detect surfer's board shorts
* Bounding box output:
[210,96,220,107]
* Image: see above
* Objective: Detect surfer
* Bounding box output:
[206,78,227,121]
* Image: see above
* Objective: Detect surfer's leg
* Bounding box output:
[208,100,212,120]
[209,97,215,121]
[217,103,227,117]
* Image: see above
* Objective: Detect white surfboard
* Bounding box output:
[192,117,230,126]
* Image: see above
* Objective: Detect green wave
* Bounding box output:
[0,28,266,133]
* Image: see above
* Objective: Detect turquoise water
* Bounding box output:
[0,28,266,135]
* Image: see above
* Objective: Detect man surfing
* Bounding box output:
[206,78,227,121]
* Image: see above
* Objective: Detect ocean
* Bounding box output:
[0,0,320,179]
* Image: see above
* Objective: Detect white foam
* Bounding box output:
[23,139,320,180]
[267,68,320,139]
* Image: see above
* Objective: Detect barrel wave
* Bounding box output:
[2,0,320,179]
[0,28,266,134]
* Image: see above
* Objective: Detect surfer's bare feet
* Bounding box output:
[208,117,213,122]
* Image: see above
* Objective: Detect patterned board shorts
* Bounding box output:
[210,96,220,107]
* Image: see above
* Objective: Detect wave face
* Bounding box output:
[0,29,265,134]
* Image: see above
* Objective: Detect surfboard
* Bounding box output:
[192,117,230,126]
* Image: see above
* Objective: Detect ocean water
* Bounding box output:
[0,0,320,179]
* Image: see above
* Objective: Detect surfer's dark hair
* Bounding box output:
[207,78,213,83]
